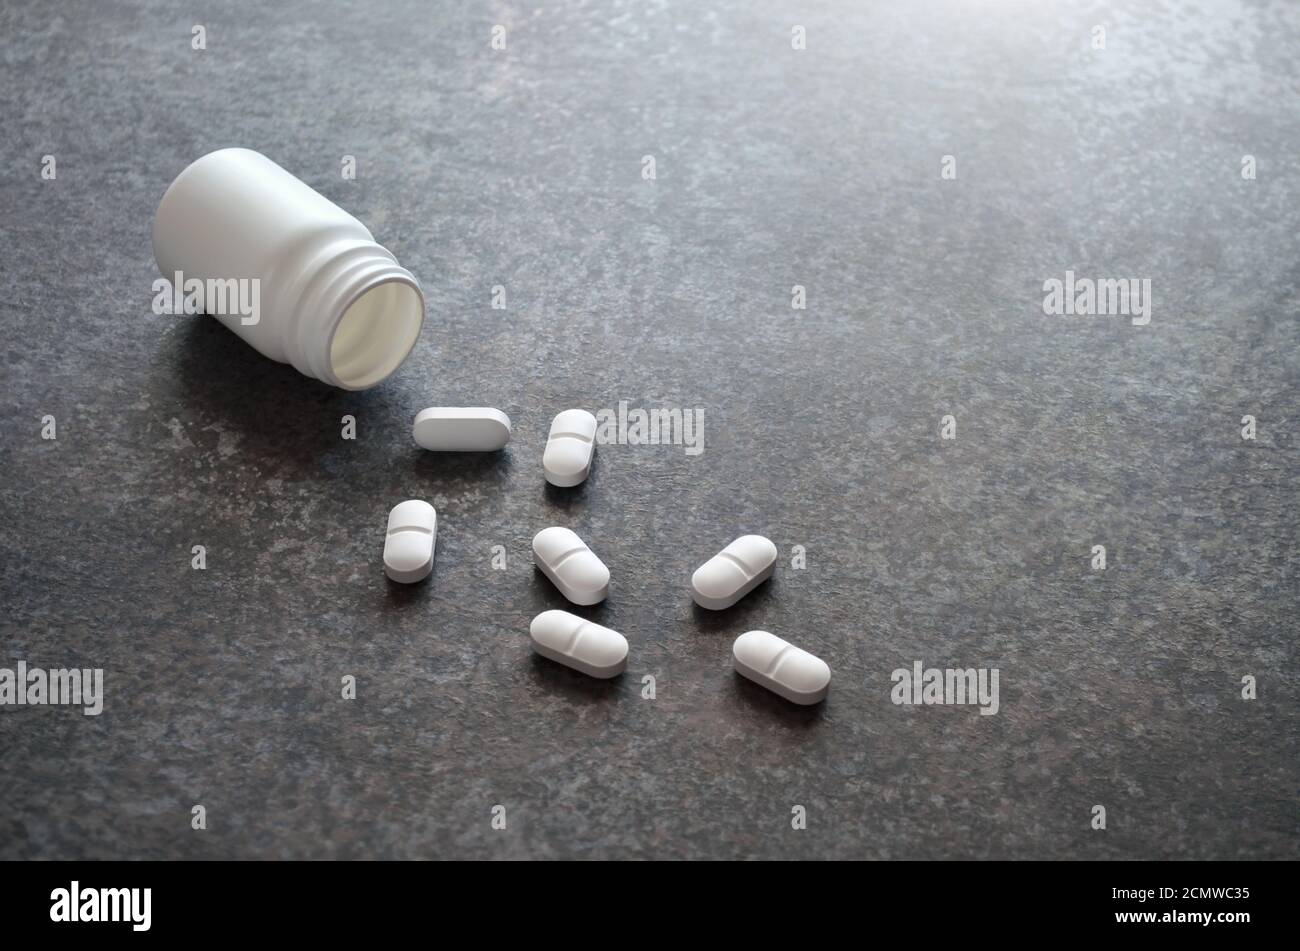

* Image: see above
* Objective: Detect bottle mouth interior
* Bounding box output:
[328,279,424,389]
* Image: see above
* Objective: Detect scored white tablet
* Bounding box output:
[542,409,597,487]
[383,500,437,583]
[733,630,830,705]
[530,609,627,679]
[533,526,609,605]
[691,534,777,609]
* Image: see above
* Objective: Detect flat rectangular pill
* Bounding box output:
[413,407,511,451]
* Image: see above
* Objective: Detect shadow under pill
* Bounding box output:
[528,653,624,702]
[413,448,511,485]
[541,456,596,508]
[689,582,775,633]
[381,568,436,609]
[730,673,826,727]
[531,568,613,618]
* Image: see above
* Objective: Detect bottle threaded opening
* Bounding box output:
[327,277,424,389]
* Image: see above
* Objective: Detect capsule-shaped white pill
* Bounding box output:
[413,407,511,451]
[690,534,778,609]
[542,409,597,487]
[532,526,609,605]
[733,630,830,705]
[530,609,627,679]
[383,500,437,583]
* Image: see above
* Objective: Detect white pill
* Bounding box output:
[413,407,511,451]
[532,526,609,605]
[733,630,830,705]
[690,534,778,609]
[383,500,437,583]
[530,609,627,679]
[542,409,597,487]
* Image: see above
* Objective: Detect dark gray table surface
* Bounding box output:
[2,0,1296,860]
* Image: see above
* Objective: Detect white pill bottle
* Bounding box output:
[153,148,424,390]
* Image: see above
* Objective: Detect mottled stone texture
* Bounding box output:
[0,0,1296,860]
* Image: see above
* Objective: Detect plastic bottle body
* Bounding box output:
[152,148,424,390]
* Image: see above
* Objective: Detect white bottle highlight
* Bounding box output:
[152,148,425,390]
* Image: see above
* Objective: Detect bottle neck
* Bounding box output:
[284,238,425,390]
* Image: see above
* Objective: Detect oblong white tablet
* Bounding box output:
[691,534,778,609]
[733,630,830,705]
[530,609,627,679]
[413,407,511,451]
[383,499,437,583]
[542,409,596,487]
[532,526,609,605]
